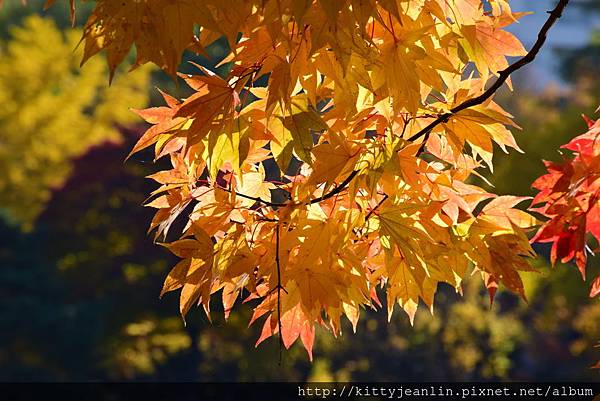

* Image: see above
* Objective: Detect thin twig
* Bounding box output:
[219,170,358,208]
[219,185,287,207]
[365,194,389,221]
[308,170,359,204]
[407,0,570,153]
[275,222,283,365]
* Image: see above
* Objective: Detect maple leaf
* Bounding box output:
[160,223,215,318]
[459,18,527,79]
[80,0,210,80]
[275,94,328,166]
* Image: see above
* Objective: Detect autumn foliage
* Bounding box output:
[27,0,600,361]
[530,111,600,298]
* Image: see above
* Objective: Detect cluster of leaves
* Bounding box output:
[530,111,600,298]
[125,0,545,360]
[35,0,575,360]
[0,15,150,228]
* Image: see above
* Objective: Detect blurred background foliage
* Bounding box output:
[0,12,151,229]
[0,0,599,382]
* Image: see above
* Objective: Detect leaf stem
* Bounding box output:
[365,194,389,221]
[275,222,283,365]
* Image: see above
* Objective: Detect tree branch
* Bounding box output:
[218,185,287,208]
[364,194,389,221]
[218,170,359,209]
[307,170,359,204]
[407,0,570,150]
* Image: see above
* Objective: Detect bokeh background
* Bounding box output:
[1,0,599,382]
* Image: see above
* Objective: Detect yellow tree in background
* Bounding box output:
[0,15,151,228]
